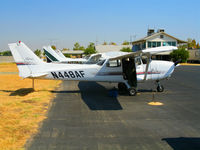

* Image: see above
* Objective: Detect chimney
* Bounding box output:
[157,29,165,33]
[147,29,155,36]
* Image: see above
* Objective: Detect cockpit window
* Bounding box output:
[142,56,148,64]
[135,57,142,66]
[97,59,106,66]
[86,54,102,64]
[107,60,121,67]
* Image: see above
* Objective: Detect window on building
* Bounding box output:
[172,42,176,46]
[167,42,172,46]
[163,41,176,46]
[152,42,156,47]
[148,42,152,48]
[148,41,162,48]
[142,42,146,49]
[157,42,161,47]
[160,35,164,38]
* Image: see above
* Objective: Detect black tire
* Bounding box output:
[118,83,127,91]
[157,85,164,92]
[128,88,137,96]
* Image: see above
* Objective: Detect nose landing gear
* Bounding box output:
[156,80,164,92]
[128,87,137,96]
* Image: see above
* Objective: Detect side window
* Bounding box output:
[142,56,148,64]
[107,60,121,67]
[135,57,142,66]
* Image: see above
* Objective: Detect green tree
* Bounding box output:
[103,41,107,45]
[170,48,189,63]
[73,42,85,50]
[51,45,56,50]
[64,54,71,58]
[84,42,97,55]
[122,41,130,45]
[79,46,85,50]
[197,43,200,49]
[34,49,42,57]
[1,51,12,56]
[120,47,132,52]
[62,48,69,51]
[73,42,79,50]
[109,42,117,45]
[187,38,198,49]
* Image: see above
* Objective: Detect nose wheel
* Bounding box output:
[156,81,164,92]
[128,87,137,96]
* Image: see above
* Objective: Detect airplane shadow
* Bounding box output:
[50,90,81,94]
[137,89,156,93]
[0,88,35,96]
[10,88,34,96]
[78,81,122,110]
[162,137,200,150]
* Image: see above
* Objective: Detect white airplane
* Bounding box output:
[43,46,88,64]
[8,41,178,96]
[43,45,126,65]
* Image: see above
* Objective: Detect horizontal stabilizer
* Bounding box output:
[29,73,48,78]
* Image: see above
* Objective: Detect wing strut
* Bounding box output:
[143,53,151,81]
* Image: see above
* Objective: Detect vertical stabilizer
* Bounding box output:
[43,46,66,62]
[8,41,44,78]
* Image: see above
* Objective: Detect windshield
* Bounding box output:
[86,54,102,64]
[97,59,106,66]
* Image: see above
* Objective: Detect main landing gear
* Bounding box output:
[156,80,164,92]
[118,82,137,96]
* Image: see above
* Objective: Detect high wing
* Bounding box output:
[141,46,177,54]
[109,51,141,61]
[109,46,177,81]
[109,46,177,61]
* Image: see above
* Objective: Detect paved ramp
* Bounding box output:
[26,66,200,150]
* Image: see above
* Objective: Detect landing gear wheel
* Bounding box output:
[128,88,137,96]
[157,85,164,92]
[118,83,127,91]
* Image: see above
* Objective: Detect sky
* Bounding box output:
[0,0,200,51]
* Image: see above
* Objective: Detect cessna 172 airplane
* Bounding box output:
[43,46,88,63]
[43,46,104,64]
[8,41,178,96]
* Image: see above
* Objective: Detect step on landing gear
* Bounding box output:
[156,80,164,92]
[118,82,137,96]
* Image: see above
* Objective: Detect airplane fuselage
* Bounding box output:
[27,60,175,84]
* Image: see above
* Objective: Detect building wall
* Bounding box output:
[95,45,132,53]
[0,56,14,63]
[146,34,177,48]
[133,35,178,51]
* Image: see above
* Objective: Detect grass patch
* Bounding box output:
[0,63,61,150]
[0,63,18,72]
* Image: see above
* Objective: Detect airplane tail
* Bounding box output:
[8,41,45,78]
[56,49,67,59]
[43,46,66,62]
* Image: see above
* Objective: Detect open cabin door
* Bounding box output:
[122,57,137,87]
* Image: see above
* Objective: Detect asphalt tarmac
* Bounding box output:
[26,66,200,150]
